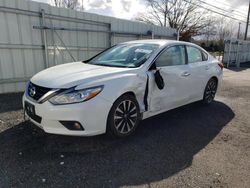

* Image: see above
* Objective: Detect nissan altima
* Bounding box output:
[23,40,223,137]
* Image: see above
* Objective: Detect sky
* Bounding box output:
[32,0,145,19]
[31,0,249,20]
[31,0,249,35]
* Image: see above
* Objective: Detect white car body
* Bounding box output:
[22,40,223,136]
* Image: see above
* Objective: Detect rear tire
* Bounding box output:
[202,78,217,104]
[106,94,141,138]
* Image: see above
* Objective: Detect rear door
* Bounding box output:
[148,45,193,112]
[185,45,209,99]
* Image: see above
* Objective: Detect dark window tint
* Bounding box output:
[87,43,159,68]
[202,51,208,61]
[186,46,203,63]
[155,45,186,67]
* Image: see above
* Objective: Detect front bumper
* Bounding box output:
[22,93,112,136]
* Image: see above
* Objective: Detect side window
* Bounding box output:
[202,51,208,61]
[186,46,203,63]
[155,45,186,67]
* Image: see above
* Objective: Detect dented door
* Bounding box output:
[147,45,192,113]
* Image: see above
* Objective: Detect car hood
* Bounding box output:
[31,62,133,88]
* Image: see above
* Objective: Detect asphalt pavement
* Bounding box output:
[0,68,249,188]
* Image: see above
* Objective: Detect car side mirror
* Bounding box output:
[154,69,164,90]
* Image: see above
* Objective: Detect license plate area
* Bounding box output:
[24,101,42,123]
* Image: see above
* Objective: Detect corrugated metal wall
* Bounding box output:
[0,0,176,93]
[223,39,250,67]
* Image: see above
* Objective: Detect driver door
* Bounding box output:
[148,45,192,113]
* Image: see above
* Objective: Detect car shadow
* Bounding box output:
[0,101,234,187]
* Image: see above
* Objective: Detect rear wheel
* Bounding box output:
[203,78,217,104]
[107,94,141,138]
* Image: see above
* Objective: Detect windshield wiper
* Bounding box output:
[94,63,128,68]
[83,61,135,68]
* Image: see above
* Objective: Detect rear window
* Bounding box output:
[202,51,208,61]
[186,46,203,63]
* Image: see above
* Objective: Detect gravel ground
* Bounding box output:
[0,68,250,188]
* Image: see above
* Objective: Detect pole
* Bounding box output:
[227,39,232,68]
[237,22,241,39]
[177,29,180,41]
[244,1,250,40]
[236,41,241,68]
[40,9,49,68]
[151,26,154,39]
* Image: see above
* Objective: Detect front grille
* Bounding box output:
[27,82,51,101]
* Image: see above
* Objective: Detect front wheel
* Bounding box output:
[106,94,141,138]
[203,78,218,104]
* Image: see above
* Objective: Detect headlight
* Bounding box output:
[49,85,103,105]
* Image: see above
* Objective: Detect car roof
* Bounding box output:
[121,39,191,47]
[121,40,207,53]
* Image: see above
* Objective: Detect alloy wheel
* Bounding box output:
[113,100,138,134]
[204,79,217,103]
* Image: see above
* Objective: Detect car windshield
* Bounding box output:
[85,43,159,68]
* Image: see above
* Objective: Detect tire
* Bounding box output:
[202,78,218,104]
[106,94,141,138]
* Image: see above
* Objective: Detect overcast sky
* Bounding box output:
[31,0,248,20]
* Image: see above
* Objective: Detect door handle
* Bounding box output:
[181,72,190,77]
[205,65,210,70]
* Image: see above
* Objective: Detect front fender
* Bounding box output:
[77,73,148,112]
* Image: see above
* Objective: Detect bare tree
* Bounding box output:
[201,18,217,45]
[215,17,234,44]
[52,0,82,10]
[53,0,63,7]
[137,0,210,41]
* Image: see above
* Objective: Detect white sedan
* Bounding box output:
[23,40,223,137]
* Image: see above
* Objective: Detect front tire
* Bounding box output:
[106,94,141,138]
[203,78,218,104]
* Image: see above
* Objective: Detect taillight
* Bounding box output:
[218,63,224,70]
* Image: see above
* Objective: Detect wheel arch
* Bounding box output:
[111,90,145,114]
[119,91,136,98]
[210,76,218,84]
[209,76,219,91]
